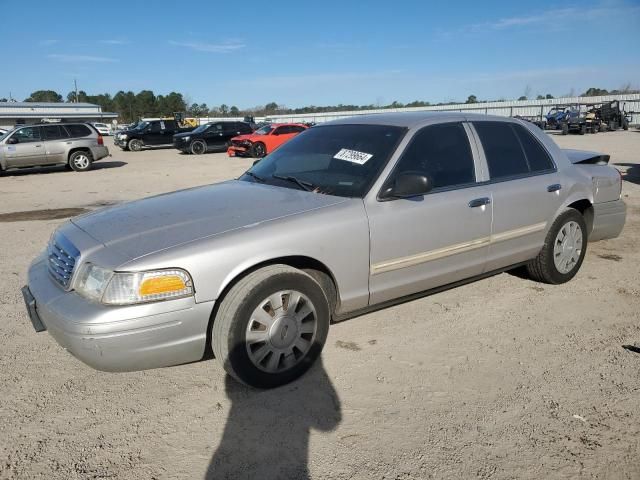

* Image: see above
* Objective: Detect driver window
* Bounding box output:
[150,122,161,133]
[12,126,42,143]
[273,127,286,135]
[391,123,475,190]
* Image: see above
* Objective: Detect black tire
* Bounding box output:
[212,265,330,389]
[251,142,266,158]
[526,209,588,284]
[190,140,207,155]
[561,123,569,135]
[128,139,143,152]
[579,125,586,135]
[622,119,629,131]
[609,121,617,131]
[68,150,93,172]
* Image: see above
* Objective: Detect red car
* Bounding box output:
[227,123,308,158]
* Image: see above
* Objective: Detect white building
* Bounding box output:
[0,102,118,130]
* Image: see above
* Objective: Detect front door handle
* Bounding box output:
[547,184,562,192]
[468,197,491,208]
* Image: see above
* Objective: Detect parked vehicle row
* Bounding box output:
[114,118,309,159]
[0,123,110,173]
[22,113,626,388]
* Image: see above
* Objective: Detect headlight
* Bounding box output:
[119,134,128,139]
[182,136,190,142]
[76,264,194,305]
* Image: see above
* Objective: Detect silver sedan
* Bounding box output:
[23,112,626,388]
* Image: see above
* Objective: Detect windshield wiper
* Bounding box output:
[244,171,266,183]
[272,174,315,192]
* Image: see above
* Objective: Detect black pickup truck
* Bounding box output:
[114,120,194,151]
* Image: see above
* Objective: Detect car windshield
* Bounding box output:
[240,124,406,198]
[192,123,211,134]
[0,130,10,141]
[254,125,273,135]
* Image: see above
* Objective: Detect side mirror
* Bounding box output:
[381,173,431,200]
[252,159,261,166]
[6,136,18,144]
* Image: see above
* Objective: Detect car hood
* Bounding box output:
[71,180,347,260]
[232,134,258,142]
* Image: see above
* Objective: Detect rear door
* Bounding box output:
[4,126,45,167]
[367,122,492,304]
[470,120,564,271]
[42,125,70,164]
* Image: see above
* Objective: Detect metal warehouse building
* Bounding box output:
[264,93,640,125]
[0,102,117,130]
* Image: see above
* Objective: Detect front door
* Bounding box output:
[4,126,46,168]
[205,123,226,150]
[366,122,492,305]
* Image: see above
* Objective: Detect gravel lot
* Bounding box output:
[1,131,639,479]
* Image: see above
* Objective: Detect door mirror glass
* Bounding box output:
[381,173,431,199]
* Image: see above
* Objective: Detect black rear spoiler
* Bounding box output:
[563,149,610,165]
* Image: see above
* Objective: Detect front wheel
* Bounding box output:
[190,140,207,155]
[128,139,143,152]
[251,142,266,158]
[212,265,330,389]
[68,151,93,172]
[526,209,587,284]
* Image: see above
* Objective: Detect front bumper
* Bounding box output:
[590,199,626,242]
[24,256,213,372]
[227,145,251,157]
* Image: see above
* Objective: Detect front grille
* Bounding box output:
[48,233,80,288]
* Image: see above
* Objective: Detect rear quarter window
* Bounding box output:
[512,124,555,172]
[64,124,92,138]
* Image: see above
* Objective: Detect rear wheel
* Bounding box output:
[622,119,629,131]
[190,140,207,155]
[526,209,587,284]
[128,139,143,152]
[212,265,330,388]
[579,125,586,135]
[561,123,569,135]
[251,142,266,158]
[68,150,93,172]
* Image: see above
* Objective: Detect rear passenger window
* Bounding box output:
[392,122,476,190]
[290,126,306,133]
[42,125,69,140]
[512,124,555,172]
[473,122,529,179]
[64,124,92,138]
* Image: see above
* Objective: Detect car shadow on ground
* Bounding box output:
[0,161,127,177]
[613,163,640,186]
[205,357,341,480]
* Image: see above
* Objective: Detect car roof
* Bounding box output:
[321,111,514,128]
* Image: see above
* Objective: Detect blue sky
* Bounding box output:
[1,0,639,108]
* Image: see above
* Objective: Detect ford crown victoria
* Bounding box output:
[23,113,626,388]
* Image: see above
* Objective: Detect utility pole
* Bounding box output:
[74,79,78,103]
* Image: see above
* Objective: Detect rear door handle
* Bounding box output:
[547,183,562,192]
[468,197,491,208]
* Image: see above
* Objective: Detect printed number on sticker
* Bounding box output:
[333,148,373,165]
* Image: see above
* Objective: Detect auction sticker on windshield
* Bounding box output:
[333,148,373,165]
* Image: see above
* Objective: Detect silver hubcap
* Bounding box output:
[74,155,89,169]
[553,221,583,274]
[245,290,317,373]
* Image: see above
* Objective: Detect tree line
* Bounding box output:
[1,85,637,122]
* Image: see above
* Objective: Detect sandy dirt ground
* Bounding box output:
[1,131,639,479]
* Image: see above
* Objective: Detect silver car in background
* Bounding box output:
[0,123,109,173]
[23,113,625,388]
